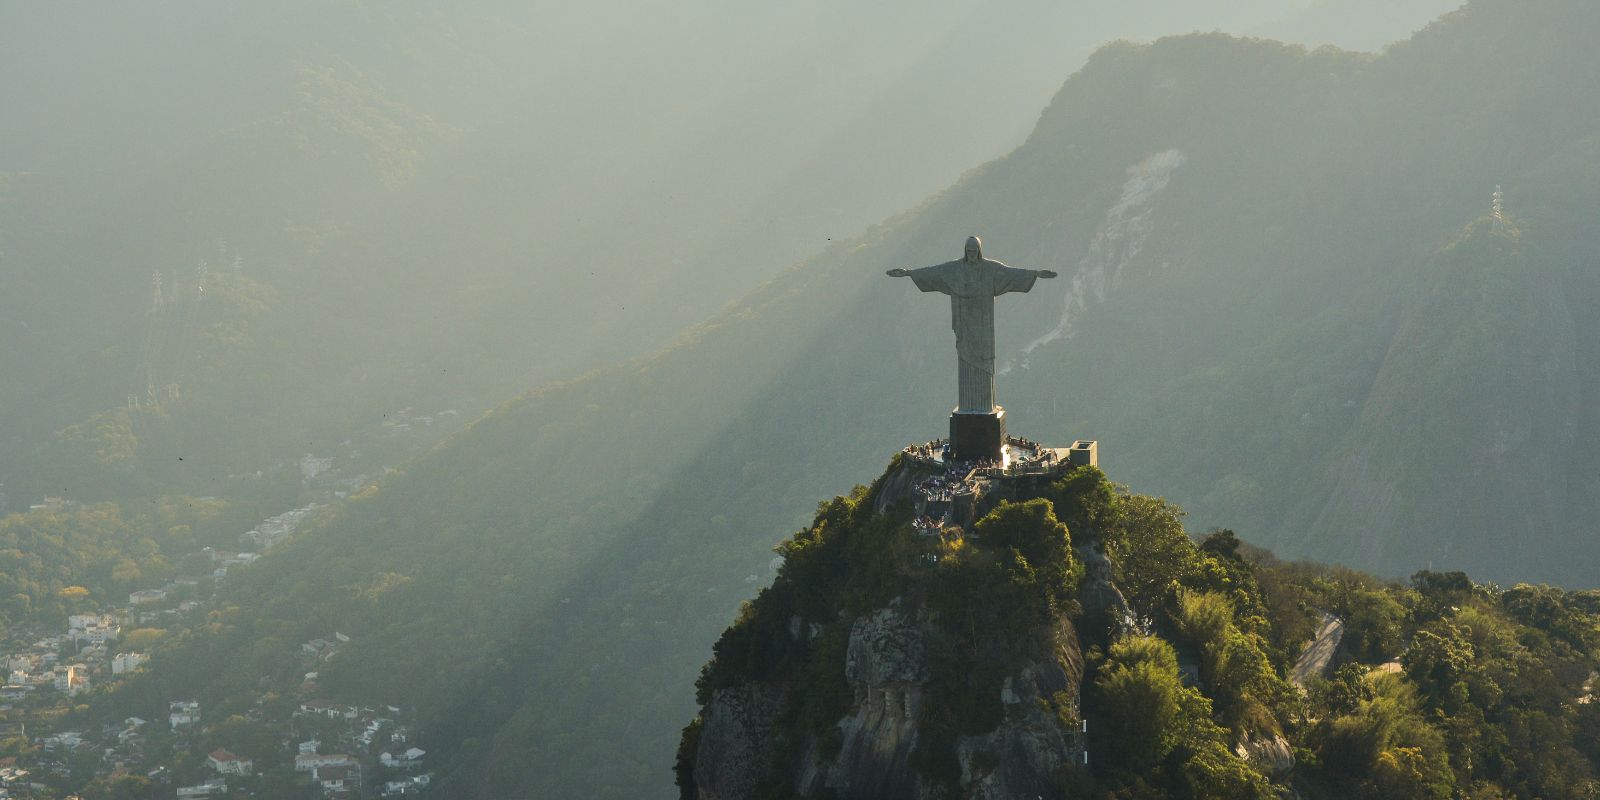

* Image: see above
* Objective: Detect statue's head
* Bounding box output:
[964,236,983,264]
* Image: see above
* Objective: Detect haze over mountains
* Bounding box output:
[0,0,1453,503]
[23,1,1600,798]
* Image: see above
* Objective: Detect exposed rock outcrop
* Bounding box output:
[871,462,925,514]
[684,466,1098,799]
[956,626,1085,800]
[692,683,786,800]
[1234,730,1295,779]
[796,603,929,799]
[1077,541,1139,634]
[692,598,1085,800]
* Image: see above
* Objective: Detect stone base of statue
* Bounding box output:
[949,406,1006,463]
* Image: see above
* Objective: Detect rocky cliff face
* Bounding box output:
[793,602,930,799]
[681,462,1092,799]
[692,683,786,800]
[950,624,1084,800]
[692,599,1084,800]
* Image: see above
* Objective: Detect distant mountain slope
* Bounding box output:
[86,1,1600,797]
[1252,0,1463,51]
[1303,221,1580,576]
[2,0,1348,506]
[0,0,1463,507]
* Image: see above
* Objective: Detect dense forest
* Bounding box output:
[683,463,1600,798]
[0,498,218,636]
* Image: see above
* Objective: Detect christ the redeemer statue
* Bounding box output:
[888,236,1056,461]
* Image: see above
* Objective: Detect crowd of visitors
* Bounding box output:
[899,435,1072,542]
[915,474,959,503]
[902,437,1061,475]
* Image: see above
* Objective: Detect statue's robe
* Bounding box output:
[906,258,1041,414]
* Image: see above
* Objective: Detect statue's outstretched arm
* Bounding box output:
[987,258,1057,280]
[886,263,945,277]
[890,262,956,293]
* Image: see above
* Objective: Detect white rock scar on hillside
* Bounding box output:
[1014,148,1186,366]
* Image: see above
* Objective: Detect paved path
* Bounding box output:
[1291,614,1344,688]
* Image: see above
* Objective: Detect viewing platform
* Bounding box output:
[899,435,1097,478]
[894,436,1099,534]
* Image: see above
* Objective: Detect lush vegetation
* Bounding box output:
[684,465,1090,797]
[682,465,1600,799]
[0,492,299,639]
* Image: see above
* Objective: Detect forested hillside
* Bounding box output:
[683,464,1600,799]
[51,0,1600,797]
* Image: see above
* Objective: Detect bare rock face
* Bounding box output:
[693,683,785,800]
[1077,542,1138,633]
[956,648,1083,800]
[960,665,1075,796]
[1234,730,1295,779]
[797,603,929,799]
[872,464,924,514]
[693,599,1084,800]
[845,604,929,687]
[804,605,1083,800]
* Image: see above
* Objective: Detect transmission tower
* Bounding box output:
[141,272,166,405]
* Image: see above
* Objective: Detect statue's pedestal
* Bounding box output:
[949,406,1005,463]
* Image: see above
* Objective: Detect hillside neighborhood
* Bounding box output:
[0,456,438,798]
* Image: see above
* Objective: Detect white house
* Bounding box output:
[170,700,201,728]
[298,738,320,755]
[294,752,354,772]
[81,624,119,645]
[208,748,253,775]
[52,665,88,696]
[316,764,354,791]
[295,700,354,719]
[112,652,147,675]
[175,777,227,798]
[379,747,425,769]
[43,731,83,748]
[128,589,167,605]
[380,775,432,797]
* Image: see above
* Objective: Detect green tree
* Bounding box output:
[1320,675,1455,799]
[1403,623,1476,711]
[1094,635,1194,771]
[1104,496,1200,618]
